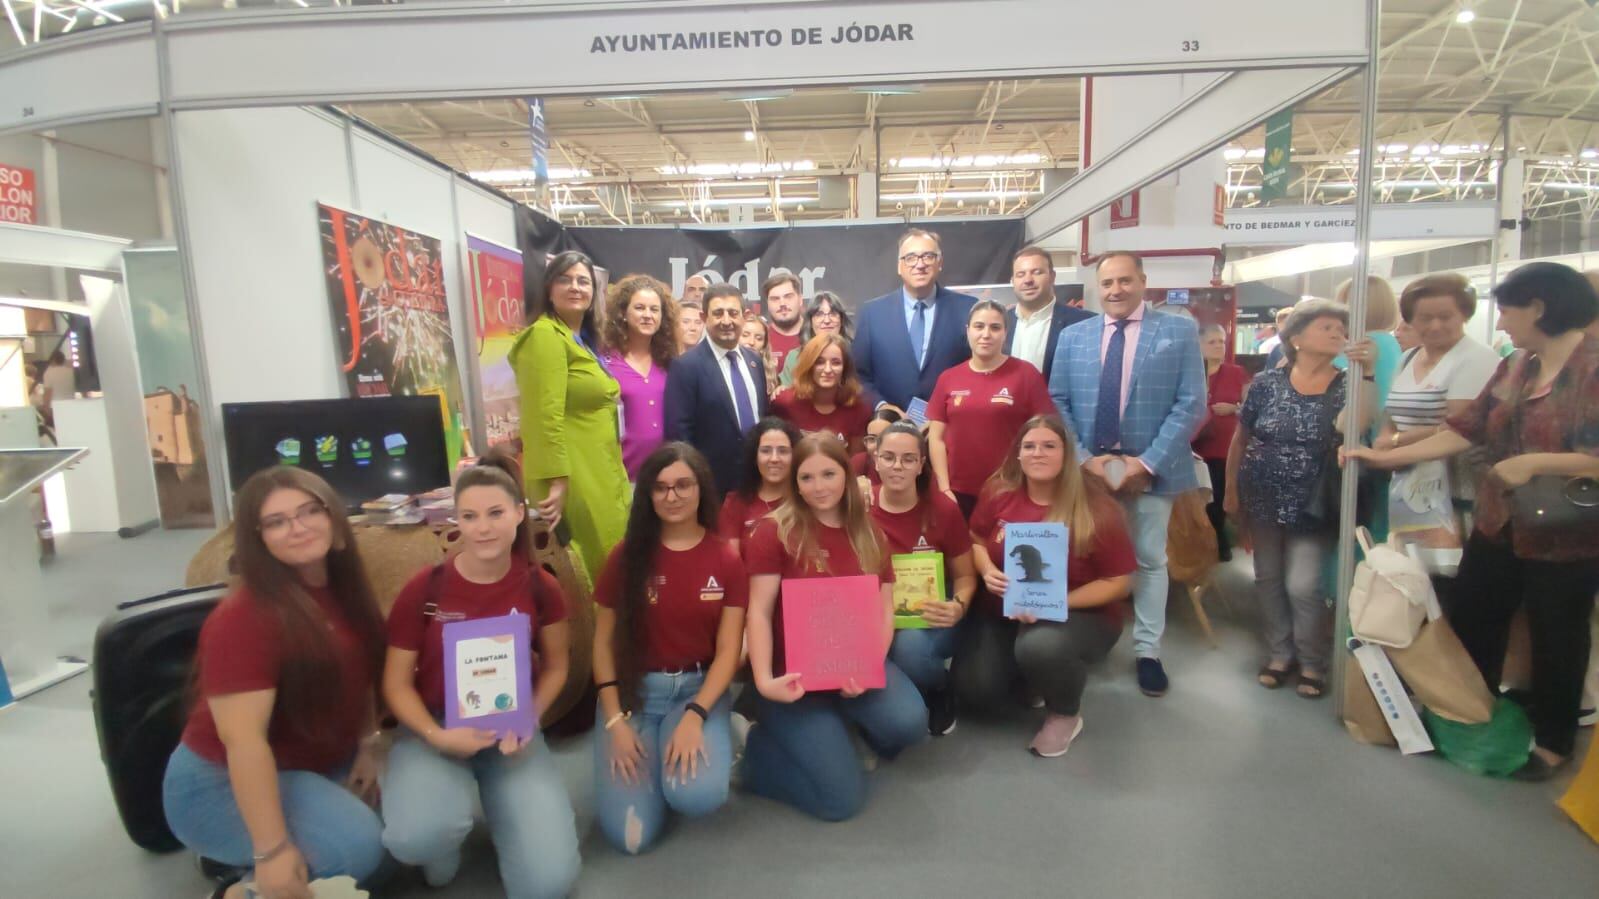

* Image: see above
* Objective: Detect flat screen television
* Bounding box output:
[222,396,451,506]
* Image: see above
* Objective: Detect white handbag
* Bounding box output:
[1347,527,1439,649]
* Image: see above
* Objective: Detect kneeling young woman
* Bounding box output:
[953,416,1136,758]
[380,450,579,899]
[162,468,388,899]
[741,434,929,821]
[869,420,977,737]
[591,443,747,854]
[719,417,801,557]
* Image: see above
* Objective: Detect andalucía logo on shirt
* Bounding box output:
[913,535,934,552]
[992,387,1014,405]
[700,575,724,602]
[648,574,666,605]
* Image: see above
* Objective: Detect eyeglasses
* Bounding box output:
[863,434,881,449]
[813,309,841,320]
[877,452,922,469]
[651,478,699,498]
[899,251,941,266]
[259,501,329,537]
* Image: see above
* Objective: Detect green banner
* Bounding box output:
[1260,109,1294,202]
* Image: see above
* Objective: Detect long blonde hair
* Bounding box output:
[981,415,1104,554]
[771,433,884,574]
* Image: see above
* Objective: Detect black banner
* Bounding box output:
[516,207,1023,315]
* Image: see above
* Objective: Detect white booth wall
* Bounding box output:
[171,106,518,487]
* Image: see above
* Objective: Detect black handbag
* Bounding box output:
[1300,372,1371,531]
[1504,360,1599,533]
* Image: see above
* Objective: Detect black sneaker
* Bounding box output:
[926,686,957,736]
[1136,658,1169,697]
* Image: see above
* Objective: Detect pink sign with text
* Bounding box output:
[781,575,886,692]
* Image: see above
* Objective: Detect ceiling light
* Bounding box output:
[1455,8,1475,24]
[850,84,924,96]
[743,131,755,142]
[721,89,794,102]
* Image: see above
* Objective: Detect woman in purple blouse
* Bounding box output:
[601,274,682,479]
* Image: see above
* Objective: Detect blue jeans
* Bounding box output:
[741,660,927,821]
[162,744,386,886]
[1121,492,1175,659]
[380,731,579,899]
[889,623,962,692]
[592,671,732,855]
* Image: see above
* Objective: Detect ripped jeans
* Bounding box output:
[592,670,733,854]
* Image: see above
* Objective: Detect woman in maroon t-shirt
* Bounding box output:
[162,468,387,899]
[850,407,902,486]
[928,300,1058,518]
[770,333,874,453]
[741,434,928,821]
[591,442,748,854]
[869,421,977,737]
[380,450,579,899]
[1191,322,1251,561]
[954,415,1136,759]
[718,417,801,557]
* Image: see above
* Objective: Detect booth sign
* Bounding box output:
[0,163,36,224]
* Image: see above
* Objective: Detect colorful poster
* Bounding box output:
[1003,522,1069,621]
[466,236,526,448]
[781,575,886,692]
[318,203,464,464]
[443,612,535,740]
[1260,108,1295,202]
[891,551,945,629]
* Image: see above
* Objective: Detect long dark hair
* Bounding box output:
[454,445,535,565]
[613,442,719,709]
[228,467,385,741]
[738,416,802,500]
[801,290,855,342]
[532,250,602,348]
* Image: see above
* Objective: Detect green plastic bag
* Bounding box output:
[1422,697,1532,778]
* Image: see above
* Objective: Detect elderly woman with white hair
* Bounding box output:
[1225,300,1374,699]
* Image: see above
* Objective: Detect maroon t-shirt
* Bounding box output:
[718,492,783,551]
[388,560,568,718]
[850,451,882,485]
[928,358,1057,495]
[594,535,748,671]
[767,328,803,374]
[771,388,873,447]
[869,484,972,557]
[180,585,374,772]
[744,516,895,675]
[1192,363,1251,460]
[968,488,1136,624]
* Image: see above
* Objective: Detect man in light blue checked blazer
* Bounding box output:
[1048,252,1207,698]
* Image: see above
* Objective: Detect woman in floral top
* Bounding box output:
[1226,300,1373,700]
[1348,262,1599,781]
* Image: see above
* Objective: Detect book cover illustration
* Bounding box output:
[891,551,945,630]
[1002,522,1069,622]
[442,611,535,739]
[781,575,887,691]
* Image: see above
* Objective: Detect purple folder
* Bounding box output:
[442,612,535,739]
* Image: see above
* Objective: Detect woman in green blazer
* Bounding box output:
[510,250,629,582]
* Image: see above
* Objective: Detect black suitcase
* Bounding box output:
[92,583,226,853]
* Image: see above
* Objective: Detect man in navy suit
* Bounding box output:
[1004,245,1092,381]
[853,228,979,412]
[664,284,769,494]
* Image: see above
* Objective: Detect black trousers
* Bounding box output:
[1447,532,1599,757]
[951,609,1122,717]
[1203,457,1231,560]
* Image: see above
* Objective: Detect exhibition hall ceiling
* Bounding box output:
[2,0,1597,224]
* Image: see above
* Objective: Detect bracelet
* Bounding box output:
[603,711,631,731]
[595,680,620,692]
[685,702,709,721]
[252,837,290,863]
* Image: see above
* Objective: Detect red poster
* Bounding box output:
[1214,183,1227,226]
[781,575,887,692]
[466,236,526,448]
[0,163,37,224]
[1109,190,1140,230]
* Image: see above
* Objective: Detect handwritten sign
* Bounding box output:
[891,552,945,629]
[781,575,886,691]
[443,612,535,739]
[1003,522,1068,621]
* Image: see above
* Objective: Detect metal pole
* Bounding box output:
[1331,0,1381,717]
[1486,108,1511,295]
[154,17,231,526]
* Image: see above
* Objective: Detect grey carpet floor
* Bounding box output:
[2,532,1595,898]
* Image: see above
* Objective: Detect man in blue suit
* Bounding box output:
[1049,252,1207,698]
[664,284,769,495]
[853,228,978,412]
[1004,245,1092,380]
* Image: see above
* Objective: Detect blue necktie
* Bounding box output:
[726,349,756,433]
[909,301,928,368]
[1094,319,1130,452]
